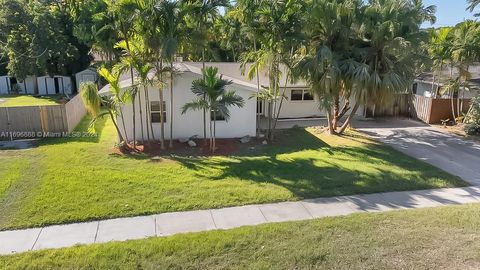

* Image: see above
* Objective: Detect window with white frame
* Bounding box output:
[151,101,167,123]
[290,89,314,101]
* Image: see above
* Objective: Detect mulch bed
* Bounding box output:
[115,137,264,158]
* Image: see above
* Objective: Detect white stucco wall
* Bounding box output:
[275,88,323,119]
[37,76,73,95]
[118,72,257,140]
[264,88,364,119]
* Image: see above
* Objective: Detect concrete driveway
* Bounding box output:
[354,118,480,185]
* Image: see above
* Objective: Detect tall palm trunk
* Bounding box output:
[122,24,135,149]
[270,60,280,141]
[209,112,213,152]
[450,66,456,123]
[338,103,360,134]
[326,108,335,135]
[273,71,289,130]
[202,50,207,145]
[132,90,137,149]
[332,94,340,130]
[169,60,174,148]
[159,63,166,150]
[145,85,155,141]
[254,39,261,137]
[213,111,216,153]
[267,101,272,140]
[119,108,129,143]
[138,87,145,144]
[109,110,124,143]
[144,85,151,145]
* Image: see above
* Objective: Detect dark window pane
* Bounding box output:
[151,112,167,123]
[257,100,263,114]
[291,90,303,100]
[303,91,314,100]
[151,101,161,112]
[150,101,166,112]
[151,112,161,123]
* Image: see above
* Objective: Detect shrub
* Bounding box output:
[464,96,480,135]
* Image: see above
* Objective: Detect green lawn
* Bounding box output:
[0,95,60,107]
[2,204,480,269]
[0,115,466,230]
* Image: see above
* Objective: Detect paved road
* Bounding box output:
[355,118,480,185]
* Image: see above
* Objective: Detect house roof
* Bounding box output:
[415,64,480,90]
[100,62,306,96]
[75,68,97,76]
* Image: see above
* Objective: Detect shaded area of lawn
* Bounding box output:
[3,204,480,269]
[177,129,465,198]
[0,95,61,107]
[0,115,466,230]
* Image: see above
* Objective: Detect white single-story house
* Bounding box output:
[100,62,364,140]
[75,68,98,91]
[0,75,38,94]
[37,75,73,96]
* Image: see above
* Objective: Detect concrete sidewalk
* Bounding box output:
[2,186,480,256]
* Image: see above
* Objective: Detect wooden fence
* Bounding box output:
[0,94,86,140]
[372,94,471,124]
[411,95,432,123]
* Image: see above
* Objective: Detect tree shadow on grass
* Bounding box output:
[174,129,466,199]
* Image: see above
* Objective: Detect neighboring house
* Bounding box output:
[0,75,38,94]
[407,66,480,124]
[413,65,480,99]
[75,68,98,91]
[100,62,365,140]
[37,75,73,96]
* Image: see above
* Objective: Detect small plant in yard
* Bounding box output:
[464,96,480,135]
[441,119,450,128]
[80,80,130,146]
[182,67,245,153]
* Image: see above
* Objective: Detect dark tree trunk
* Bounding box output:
[338,103,360,134]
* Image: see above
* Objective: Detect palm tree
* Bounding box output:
[80,82,126,145]
[342,0,434,134]
[232,0,263,135]
[468,0,480,13]
[138,0,169,150]
[158,0,184,148]
[183,0,229,144]
[182,67,244,152]
[297,0,361,135]
[116,38,152,145]
[449,21,480,119]
[242,0,303,140]
[106,0,140,148]
[97,66,131,143]
[215,10,244,62]
[428,27,453,95]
